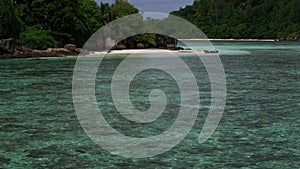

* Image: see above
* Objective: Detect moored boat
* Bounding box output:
[204,49,219,53]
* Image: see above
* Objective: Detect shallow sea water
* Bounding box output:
[0,41,299,168]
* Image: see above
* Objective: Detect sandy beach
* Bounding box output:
[90,49,190,55]
[88,49,207,56]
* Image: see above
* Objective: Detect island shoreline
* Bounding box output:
[1,38,299,59]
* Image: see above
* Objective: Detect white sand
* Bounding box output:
[90,49,200,55]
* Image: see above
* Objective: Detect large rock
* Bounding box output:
[0,38,16,54]
[51,48,74,55]
[79,49,89,55]
[64,44,76,52]
[17,45,34,53]
[1,40,82,59]
[166,44,176,49]
[12,48,76,58]
[136,43,145,49]
[112,44,126,50]
[155,35,178,49]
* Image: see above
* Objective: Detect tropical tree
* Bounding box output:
[0,0,21,39]
[171,0,300,39]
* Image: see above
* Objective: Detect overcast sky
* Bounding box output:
[96,0,194,13]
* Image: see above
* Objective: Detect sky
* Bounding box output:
[96,0,194,13]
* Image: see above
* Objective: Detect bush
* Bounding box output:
[17,26,54,49]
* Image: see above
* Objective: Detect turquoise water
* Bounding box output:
[1,42,299,168]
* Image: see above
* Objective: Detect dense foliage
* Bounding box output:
[0,0,22,39]
[120,34,157,49]
[17,26,54,49]
[171,0,300,39]
[1,0,299,50]
[12,0,138,48]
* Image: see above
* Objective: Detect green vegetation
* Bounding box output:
[0,0,22,39]
[17,26,54,49]
[171,0,300,39]
[1,0,299,50]
[10,0,138,48]
[111,0,139,19]
[120,34,157,49]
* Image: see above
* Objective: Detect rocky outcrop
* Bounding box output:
[0,40,82,59]
[277,37,300,41]
[112,34,178,50]
[136,43,145,49]
[64,44,76,51]
[0,38,16,55]
[155,35,178,49]
[111,44,126,50]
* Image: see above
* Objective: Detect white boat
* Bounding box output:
[204,49,219,53]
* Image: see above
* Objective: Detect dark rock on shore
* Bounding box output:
[64,44,77,51]
[0,38,16,55]
[111,44,126,50]
[136,43,145,49]
[111,34,179,51]
[0,40,82,59]
[155,35,178,49]
[277,38,300,41]
[175,46,185,50]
